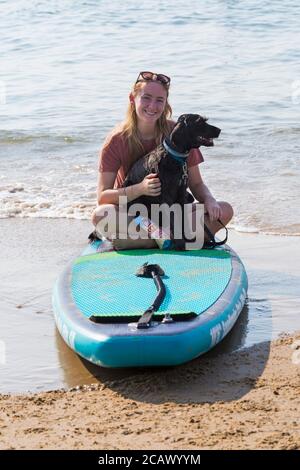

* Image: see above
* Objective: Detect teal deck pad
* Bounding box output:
[71,249,232,318]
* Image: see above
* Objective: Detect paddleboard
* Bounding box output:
[53,240,248,367]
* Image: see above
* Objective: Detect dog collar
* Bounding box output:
[163,139,189,165]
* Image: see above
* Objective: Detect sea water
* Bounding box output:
[1,0,300,235]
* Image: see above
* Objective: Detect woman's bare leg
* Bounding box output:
[91,204,156,249]
[189,201,233,248]
[203,201,233,237]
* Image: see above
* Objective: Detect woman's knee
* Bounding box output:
[91,204,118,226]
[219,201,234,224]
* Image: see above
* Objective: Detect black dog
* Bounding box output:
[123,114,221,248]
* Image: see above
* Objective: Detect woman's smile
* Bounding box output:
[143,109,157,117]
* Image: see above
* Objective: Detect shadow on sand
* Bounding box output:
[56,301,272,404]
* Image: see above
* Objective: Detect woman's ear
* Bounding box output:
[129,93,135,105]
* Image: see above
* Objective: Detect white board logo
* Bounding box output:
[210,288,247,347]
[54,313,76,349]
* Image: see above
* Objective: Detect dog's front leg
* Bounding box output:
[171,185,187,250]
[170,208,185,251]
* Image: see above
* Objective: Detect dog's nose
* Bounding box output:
[214,126,221,137]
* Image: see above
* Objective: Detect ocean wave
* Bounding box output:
[0,202,94,221]
[230,222,300,237]
[1,204,299,237]
[0,130,93,145]
[268,127,300,136]
[0,180,97,221]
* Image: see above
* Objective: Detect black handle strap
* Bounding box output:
[137,271,166,329]
[203,218,228,249]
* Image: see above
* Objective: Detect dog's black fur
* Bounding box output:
[123,114,221,248]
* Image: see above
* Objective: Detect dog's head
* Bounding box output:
[170,114,221,153]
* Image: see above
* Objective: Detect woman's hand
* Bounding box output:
[204,197,222,222]
[139,173,161,197]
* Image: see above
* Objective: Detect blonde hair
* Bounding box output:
[120,80,172,165]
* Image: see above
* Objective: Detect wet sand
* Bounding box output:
[0,218,300,449]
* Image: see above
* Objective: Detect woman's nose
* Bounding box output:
[147,100,157,110]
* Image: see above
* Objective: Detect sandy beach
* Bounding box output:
[0,333,299,450]
[0,218,299,449]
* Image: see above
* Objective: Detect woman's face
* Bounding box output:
[132,81,168,126]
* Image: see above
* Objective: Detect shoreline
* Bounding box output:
[1,333,299,449]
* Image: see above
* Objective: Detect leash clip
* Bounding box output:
[181,162,188,185]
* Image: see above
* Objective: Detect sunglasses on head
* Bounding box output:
[136,71,171,86]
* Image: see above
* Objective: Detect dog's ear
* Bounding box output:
[196,115,208,123]
[178,114,188,124]
[178,114,205,125]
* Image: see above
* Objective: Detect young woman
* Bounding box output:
[91,71,233,248]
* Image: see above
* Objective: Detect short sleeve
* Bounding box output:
[187,148,204,167]
[98,134,123,173]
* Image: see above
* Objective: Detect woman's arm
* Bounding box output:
[97,172,143,205]
[188,164,222,221]
[97,172,161,205]
[188,165,214,202]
